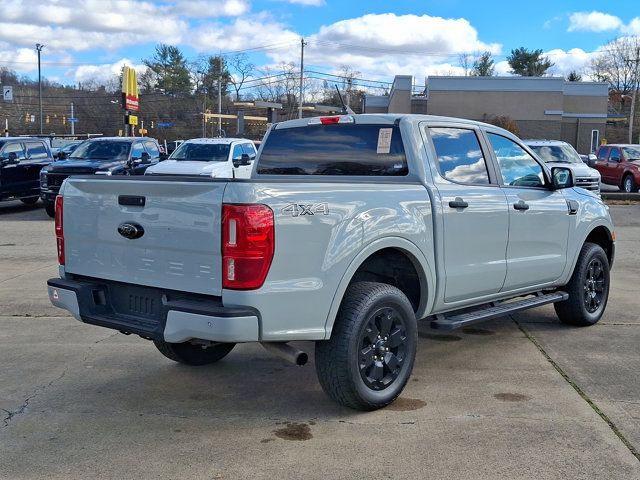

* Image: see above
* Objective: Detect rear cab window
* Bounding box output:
[25,141,49,160]
[428,127,490,185]
[257,123,408,176]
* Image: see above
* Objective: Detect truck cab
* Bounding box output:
[144,138,257,179]
[593,144,640,193]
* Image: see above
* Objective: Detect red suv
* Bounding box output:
[593,144,640,193]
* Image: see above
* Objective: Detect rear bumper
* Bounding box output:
[47,277,259,343]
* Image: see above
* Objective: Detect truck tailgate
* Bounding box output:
[61,177,226,296]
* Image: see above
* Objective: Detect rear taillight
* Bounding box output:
[222,204,274,290]
[54,195,64,265]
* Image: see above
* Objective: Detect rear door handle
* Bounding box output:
[448,198,469,209]
[513,200,529,211]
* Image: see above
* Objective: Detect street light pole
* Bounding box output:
[628,46,640,144]
[36,43,44,134]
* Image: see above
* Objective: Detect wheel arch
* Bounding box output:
[323,237,435,339]
[564,223,615,284]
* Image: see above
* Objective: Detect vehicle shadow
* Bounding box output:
[0,200,48,220]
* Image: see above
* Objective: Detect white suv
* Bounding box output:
[523,140,601,195]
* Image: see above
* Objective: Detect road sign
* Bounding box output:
[68,117,79,123]
[157,122,173,128]
[3,86,13,102]
[127,114,138,126]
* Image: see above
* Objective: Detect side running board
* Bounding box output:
[430,291,569,331]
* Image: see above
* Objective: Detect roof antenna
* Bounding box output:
[335,85,355,115]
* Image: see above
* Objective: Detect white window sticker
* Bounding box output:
[377,128,393,154]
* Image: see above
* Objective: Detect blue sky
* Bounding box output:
[0,0,638,88]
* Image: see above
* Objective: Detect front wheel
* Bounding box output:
[622,175,637,193]
[555,242,610,326]
[45,202,55,218]
[315,282,417,411]
[154,340,235,366]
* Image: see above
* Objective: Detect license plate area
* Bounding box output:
[108,284,163,320]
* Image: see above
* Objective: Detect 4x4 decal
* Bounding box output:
[281,203,329,217]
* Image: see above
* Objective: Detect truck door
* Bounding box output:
[607,147,624,185]
[425,126,509,303]
[0,141,27,197]
[24,141,51,194]
[485,132,570,290]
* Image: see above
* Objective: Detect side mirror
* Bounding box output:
[159,153,168,161]
[58,151,67,160]
[551,166,574,189]
[140,152,151,163]
[8,152,18,163]
[587,154,597,167]
[240,153,252,166]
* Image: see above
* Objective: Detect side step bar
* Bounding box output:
[430,291,569,331]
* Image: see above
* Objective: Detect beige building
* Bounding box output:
[364,76,608,154]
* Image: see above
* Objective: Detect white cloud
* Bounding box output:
[265,13,500,83]
[545,48,597,77]
[71,59,147,85]
[0,47,38,72]
[623,17,640,35]
[188,16,300,52]
[568,11,623,32]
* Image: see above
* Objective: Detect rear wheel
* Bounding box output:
[315,282,417,411]
[554,242,610,326]
[45,202,55,218]
[622,174,637,193]
[20,196,39,205]
[154,340,235,366]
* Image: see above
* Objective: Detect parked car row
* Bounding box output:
[3,132,638,220]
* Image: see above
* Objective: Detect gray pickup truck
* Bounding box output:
[47,114,615,410]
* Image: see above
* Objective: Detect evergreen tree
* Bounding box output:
[143,44,192,94]
[507,48,553,76]
[471,51,495,76]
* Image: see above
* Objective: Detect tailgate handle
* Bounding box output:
[118,195,146,207]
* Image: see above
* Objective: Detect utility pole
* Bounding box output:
[70,102,75,135]
[36,43,44,134]
[629,46,640,144]
[298,37,306,119]
[4,118,8,137]
[218,72,222,137]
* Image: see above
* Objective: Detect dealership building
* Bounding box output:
[363,75,609,154]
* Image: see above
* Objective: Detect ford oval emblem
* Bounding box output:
[118,222,144,240]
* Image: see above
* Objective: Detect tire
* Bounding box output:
[315,281,417,411]
[20,196,39,205]
[554,242,610,326]
[45,202,56,218]
[153,340,235,366]
[622,174,637,193]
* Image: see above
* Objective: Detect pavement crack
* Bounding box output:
[0,263,58,284]
[1,370,66,428]
[512,315,640,462]
[82,332,119,363]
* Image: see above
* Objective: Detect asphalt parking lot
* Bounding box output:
[0,200,639,479]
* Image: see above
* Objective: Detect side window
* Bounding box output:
[487,133,545,188]
[241,143,256,158]
[429,127,490,185]
[597,147,609,161]
[609,148,621,162]
[144,141,160,158]
[232,144,244,160]
[25,142,48,160]
[1,142,26,160]
[131,143,144,159]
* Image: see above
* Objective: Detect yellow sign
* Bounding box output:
[121,66,139,112]
[127,114,138,126]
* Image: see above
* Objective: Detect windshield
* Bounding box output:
[528,144,583,164]
[622,146,640,160]
[69,141,131,161]
[170,143,230,162]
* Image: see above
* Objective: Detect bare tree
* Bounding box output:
[590,36,640,95]
[458,53,473,76]
[228,53,255,101]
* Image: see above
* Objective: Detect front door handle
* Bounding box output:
[513,200,529,211]
[449,198,469,209]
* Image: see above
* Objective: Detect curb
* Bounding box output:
[601,192,640,201]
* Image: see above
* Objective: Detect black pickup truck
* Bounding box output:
[40,136,163,217]
[0,137,54,206]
